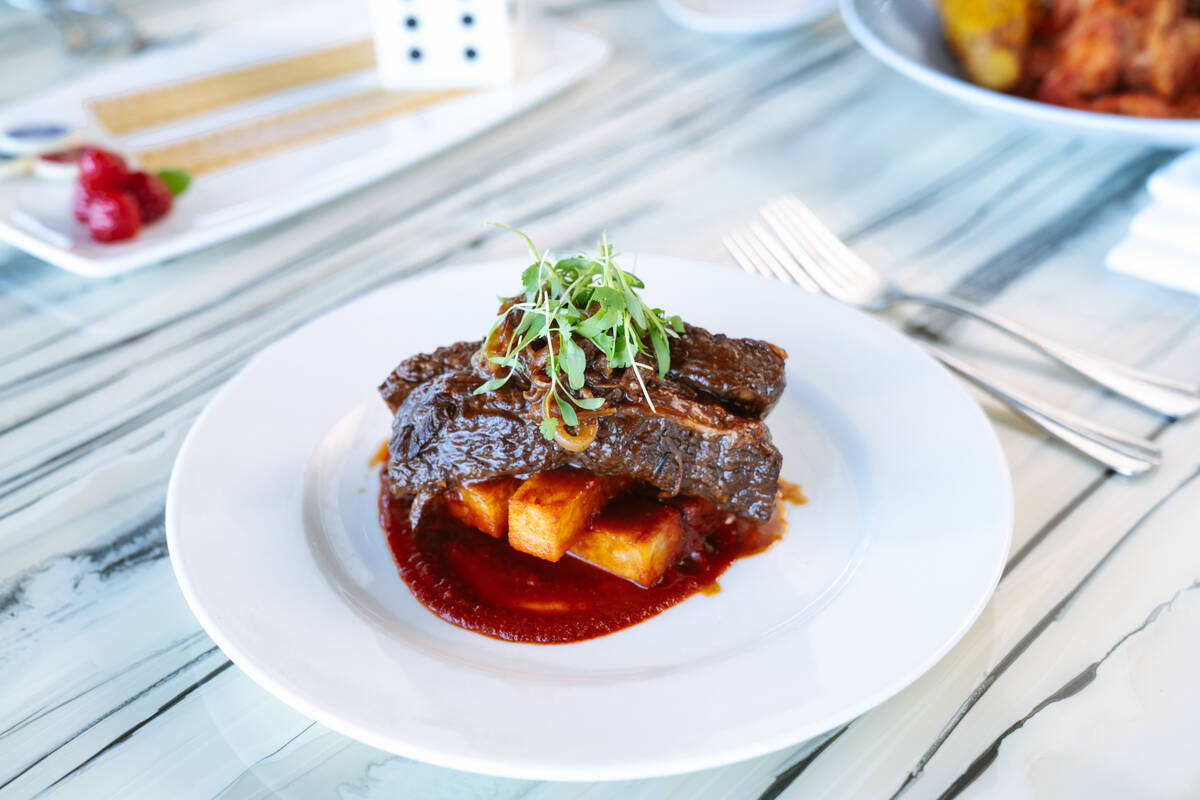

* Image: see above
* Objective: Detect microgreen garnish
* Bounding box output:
[475,224,684,444]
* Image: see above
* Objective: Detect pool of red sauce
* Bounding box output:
[378,469,804,644]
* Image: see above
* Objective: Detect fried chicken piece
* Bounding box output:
[1079,91,1177,115]
[1031,0,1200,114]
[1035,10,1124,104]
[1126,0,1190,98]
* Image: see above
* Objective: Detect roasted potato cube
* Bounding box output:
[938,0,1030,91]
[446,477,523,537]
[508,469,612,561]
[570,501,686,588]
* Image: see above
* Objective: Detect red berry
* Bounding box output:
[78,148,129,192]
[126,171,173,223]
[86,191,141,242]
[72,185,95,223]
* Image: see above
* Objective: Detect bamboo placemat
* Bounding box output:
[132,88,465,174]
[89,40,378,134]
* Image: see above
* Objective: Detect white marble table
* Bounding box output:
[3,1,1199,798]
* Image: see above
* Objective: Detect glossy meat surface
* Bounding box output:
[378,323,788,523]
[667,323,787,417]
[378,324,788,417]
[386,370,783,521]
[380,339,482,413]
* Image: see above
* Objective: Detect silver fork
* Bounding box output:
[725,217,1163,476]
[754,194,1200,419]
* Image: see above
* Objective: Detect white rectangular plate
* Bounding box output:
[0,4,608,278]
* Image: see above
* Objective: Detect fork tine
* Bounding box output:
[741,224,803,285]
[722,231,764,278]
[759,204,858,300]
[727,227,793,284]
[763,199,852,284]
[773,194,878,284]
[746,222,820,292]
[725,229,779,280]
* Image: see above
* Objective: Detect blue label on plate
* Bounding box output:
[5,123,70,140]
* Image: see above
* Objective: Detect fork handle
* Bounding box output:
[901,291,1200,419]
[928,345,1161,476]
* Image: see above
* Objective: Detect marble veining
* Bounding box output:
[2,0,1200,798]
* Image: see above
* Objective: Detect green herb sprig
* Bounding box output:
[475,225,684,442]
[156,168,192,196]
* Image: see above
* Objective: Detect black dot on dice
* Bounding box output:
[464,47,477,60]
[409,47,422,61]
[461,13,474,25]
[405,16,418,28]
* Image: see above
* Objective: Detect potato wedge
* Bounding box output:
[447,477,523,537]
[939,0,1030,91]
[508,469,612,561]
[570,501,686,588]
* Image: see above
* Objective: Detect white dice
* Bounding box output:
[369,0,518,90]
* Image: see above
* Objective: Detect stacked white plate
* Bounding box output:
[1107,152,1200,296]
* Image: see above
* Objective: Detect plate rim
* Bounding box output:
[839,0,1200,144]
[166,255,1013,780]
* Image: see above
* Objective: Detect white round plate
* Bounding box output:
[659,0,835,35]
[840,0,1200,145]
[167,256,1012,781]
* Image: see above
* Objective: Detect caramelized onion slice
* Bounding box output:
[554,418,598,452]
[539,390,602,452]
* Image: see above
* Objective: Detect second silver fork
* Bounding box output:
[758,194,1200,419]
[725,213,1163,476]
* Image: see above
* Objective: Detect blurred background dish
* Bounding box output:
[0,2,607,277]
[839,0,1200,144]
[658,0,835,35]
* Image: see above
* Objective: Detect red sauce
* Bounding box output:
[378,469,787,644]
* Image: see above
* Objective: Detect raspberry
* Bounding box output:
[86,191,141,242]
[72,184,95,223]
[78,148,130,192]
[126,171,174,223]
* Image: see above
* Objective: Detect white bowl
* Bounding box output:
[840,0,1200,146]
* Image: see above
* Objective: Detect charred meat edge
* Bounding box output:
[387,370,783,524]
[380,325,787,418]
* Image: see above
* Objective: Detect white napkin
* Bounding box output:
[1106,151,1200,295]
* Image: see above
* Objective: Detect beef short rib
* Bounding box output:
[378,323,788,522]
[379,324,787,418]
[380,339,481,413]
[667,323,787,417]
[387,371,783,522]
